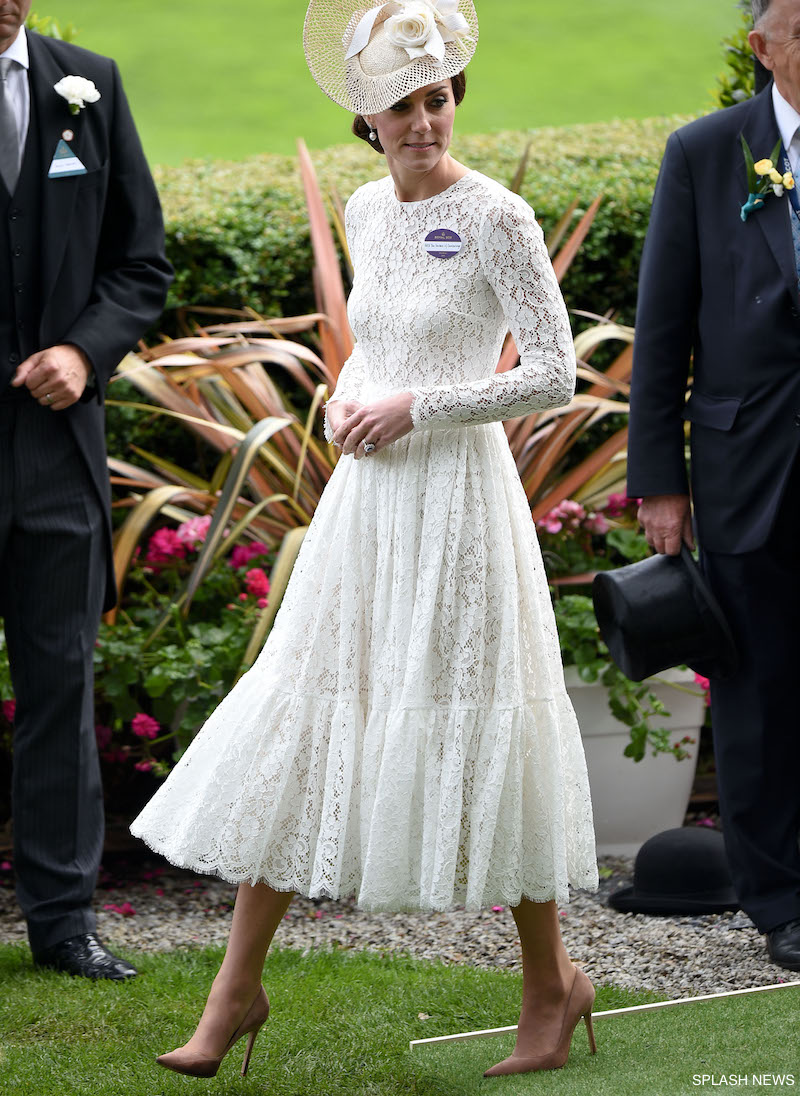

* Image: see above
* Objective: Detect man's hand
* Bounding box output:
[11,344,92,410]
[638,493,694,555]
[333,392,414,460]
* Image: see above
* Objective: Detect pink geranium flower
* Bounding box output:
[145,527,186,564]
[131,713,160,740]
[244,568,270,599]
[134,760,154,773]
[229,542,268,570]
[176,515,212,548]
[584,513,610,535]
[694,673,711,706]
[2,699,15,724]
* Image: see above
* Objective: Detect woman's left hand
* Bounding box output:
[333,391,414,459]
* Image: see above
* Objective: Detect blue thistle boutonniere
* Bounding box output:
[740,135,795,221]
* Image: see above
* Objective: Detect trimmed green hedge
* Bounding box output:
[154,113,696,330]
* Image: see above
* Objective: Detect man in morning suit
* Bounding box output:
[628,0,800,970]
[0,1,172,978]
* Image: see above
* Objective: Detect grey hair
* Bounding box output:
[752,0,771,24]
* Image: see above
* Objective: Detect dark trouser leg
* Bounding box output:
[702,485,800,933]
[0,401,106,954]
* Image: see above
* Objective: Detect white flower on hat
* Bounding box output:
[54,75,101,115]
[386,0,470,62]
[385,3,441,59]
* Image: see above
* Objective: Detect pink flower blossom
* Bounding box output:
[538,517,563,534]
[103,901,136,917]
[176,515,212,548]
[131,713,160,740]
[238,592,248,602]
[584,513,610,535]
[2,699,15,723]
[244,568,270,599]
[229,542,268,570]
[694,673,711,706]
[146,527,186,564]
[560,500,586,519]
[257,597,268,609]
[0,861,11,871]
[94,724,112,750]
[134,760,154,773]
[605,492,629,517]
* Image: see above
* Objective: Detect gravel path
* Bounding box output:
[0,855,788,997]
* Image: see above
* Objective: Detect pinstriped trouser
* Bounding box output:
[0,396,106,953]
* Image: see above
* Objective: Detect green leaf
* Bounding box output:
[741,133,757,192]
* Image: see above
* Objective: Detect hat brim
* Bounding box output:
[592,545,739,682]
[608,883,740,915]
[304,0,479,115]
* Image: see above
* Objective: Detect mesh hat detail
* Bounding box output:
[304,0,478,116]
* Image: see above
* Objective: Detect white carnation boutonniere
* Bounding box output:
[54,75,101,116]
[740,135,795,221]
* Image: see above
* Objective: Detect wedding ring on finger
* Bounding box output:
[362,442,376,455]
[44,393,54,405]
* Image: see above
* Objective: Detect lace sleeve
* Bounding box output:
[323,343,367,441]
[323,191,367,443]
[409,195,576,431]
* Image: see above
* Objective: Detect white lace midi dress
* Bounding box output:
[131,170,598,911]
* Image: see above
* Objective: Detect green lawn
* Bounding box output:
[2,943,799,1096]
[37,0,737,164]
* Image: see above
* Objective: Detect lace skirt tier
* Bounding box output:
[131,423,597,910]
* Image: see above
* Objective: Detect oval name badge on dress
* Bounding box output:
[424,228,463,260]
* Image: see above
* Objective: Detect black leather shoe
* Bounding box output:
[33,932,137,980]
[766,919,800,971]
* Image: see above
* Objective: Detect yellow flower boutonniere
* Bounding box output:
[740,136,794,221]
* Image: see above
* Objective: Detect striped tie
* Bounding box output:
[0,58,21,194]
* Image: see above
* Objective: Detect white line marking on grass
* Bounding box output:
[408,980,800,1050]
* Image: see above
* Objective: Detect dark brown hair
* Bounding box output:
[351,71,467,155]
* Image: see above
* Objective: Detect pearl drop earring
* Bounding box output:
[368,126,377,142]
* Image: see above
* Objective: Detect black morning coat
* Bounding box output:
[18,31,173,608]
[627,82,800,555]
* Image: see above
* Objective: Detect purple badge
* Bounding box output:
[424,228,463,259]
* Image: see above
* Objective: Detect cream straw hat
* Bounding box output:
[304,0,479,116]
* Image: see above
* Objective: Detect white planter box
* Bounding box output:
[564,666,706,858]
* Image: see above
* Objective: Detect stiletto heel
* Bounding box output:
[240,1025,260,1077]
[156,985,269,1078]
[484,965,597,1076]
[584,1009,597,1055]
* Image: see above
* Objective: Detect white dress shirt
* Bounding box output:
[772,82,800,178]
[0,26,30,153]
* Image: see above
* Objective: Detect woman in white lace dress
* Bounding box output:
[132,0,598,1080]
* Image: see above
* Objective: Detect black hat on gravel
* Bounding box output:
[608,827,740,916]
[592,545,738,683]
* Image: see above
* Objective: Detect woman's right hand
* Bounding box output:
[326,399,363,442]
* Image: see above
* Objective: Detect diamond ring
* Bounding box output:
[363,442,376,455]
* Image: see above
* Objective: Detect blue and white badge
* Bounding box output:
[424,228,463,260]
[47,138,87,179]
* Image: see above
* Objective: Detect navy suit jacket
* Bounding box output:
[627,84,800,554]
[25,32,172,607]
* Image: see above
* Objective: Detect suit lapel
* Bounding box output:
[26,33,81,309]
[740,84,798,299]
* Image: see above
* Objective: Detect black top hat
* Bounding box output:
[591,545,738,682]
[608,826,740,915]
